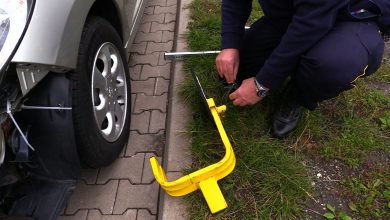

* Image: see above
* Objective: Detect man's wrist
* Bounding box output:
[253,77,269,98]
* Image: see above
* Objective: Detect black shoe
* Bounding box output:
[272,100,303,138]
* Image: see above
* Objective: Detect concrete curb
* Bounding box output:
[158,0,194,219]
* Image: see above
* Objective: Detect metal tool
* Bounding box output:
[149,71,236,214]
[164,26,250,61]
[191,70,214,122]
[21,104,72,110]
[164,51,221,61]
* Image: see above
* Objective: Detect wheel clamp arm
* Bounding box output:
[150,98,236,213]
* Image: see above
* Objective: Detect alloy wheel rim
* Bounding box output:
[91,42,127,142]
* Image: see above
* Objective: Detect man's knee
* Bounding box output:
[296,22,384,93]
[292,53,372,109]
[297,53,364,92]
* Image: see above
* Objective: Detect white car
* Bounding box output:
[0,0,146,218]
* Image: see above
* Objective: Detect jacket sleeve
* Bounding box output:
[221,0,252,50]
[256,0,346,90]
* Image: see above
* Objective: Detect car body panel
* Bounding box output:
[125,0,146,49]
[12,0,94,69]
[12,0,146,70]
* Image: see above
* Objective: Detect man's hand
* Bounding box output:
[229,77,262,106]
[216,48,239,84]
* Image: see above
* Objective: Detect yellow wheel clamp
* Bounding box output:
[149,70,236,214]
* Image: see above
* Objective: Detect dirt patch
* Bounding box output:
[302,150,390,220]
[384,42,390,64]
[363,150,390,168]
[367,80,390,97]
[302,157,354,219]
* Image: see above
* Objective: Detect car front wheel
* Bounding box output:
[71,17,131,168]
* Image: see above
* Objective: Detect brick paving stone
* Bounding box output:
[142,153,161,183]
[66,180,118,215]
[151,22,175,32]
[144,6,154,15]
[158,52,171,66]
[81,169,98,184]
[164,13,176,23]
[130,111,151,134]
[129,42,147,54]
[162,31,174,42]
[59,210,88,220]
[155,77,170,95]
[146,41,173,53]
[132,78,156,95]
[126,131,165,156]
[149,111,166,133]
[129,65,142,80]
[130,52,160,66]
[138,22,152,33]
[137,210,156,220]
[142,14,165,24]
[87,209,137,220]
[167,0,177,6]
[154,5,177,14]
[141,64,170,80]
[114,180,159,215]
[97,154,144,184]
[134,31,162,44]
[148,0,166,7]
[134,93,167,114]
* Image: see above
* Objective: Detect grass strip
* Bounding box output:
[181,0,390,219]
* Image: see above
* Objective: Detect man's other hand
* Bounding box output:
[229,77,262,106]
[216,48,239,84]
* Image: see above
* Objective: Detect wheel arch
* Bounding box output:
[87,0,127,43]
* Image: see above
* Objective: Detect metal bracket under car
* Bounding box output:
[150,70,236,214]
[16,64,69,96]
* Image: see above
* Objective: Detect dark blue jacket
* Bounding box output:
[221,0,390,89]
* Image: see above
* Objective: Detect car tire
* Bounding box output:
[71,17,131,168]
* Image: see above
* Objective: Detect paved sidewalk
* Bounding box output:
[159,0,192,218]
[59,0,177,219]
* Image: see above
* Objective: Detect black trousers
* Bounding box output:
[238,18,385,109]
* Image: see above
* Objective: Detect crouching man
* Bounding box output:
[216,0,390,138]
